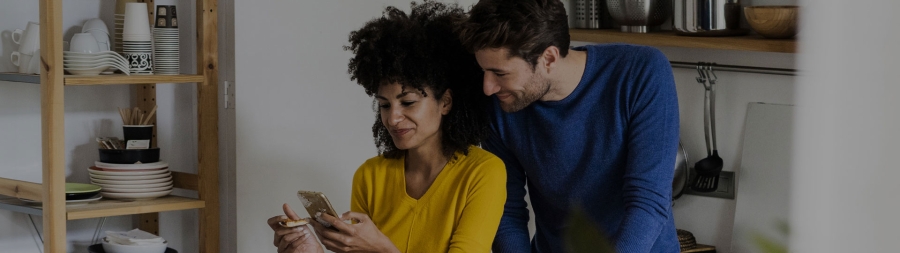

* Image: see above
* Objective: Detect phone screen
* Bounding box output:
[297,191,339,227]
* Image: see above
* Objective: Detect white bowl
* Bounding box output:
[82,18,110,34]
[100,189,173,201]
[95,161,169,170]
[88,166,169,176]
[102,238,167,253]
[70,33,101,53]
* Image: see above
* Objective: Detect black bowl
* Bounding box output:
[98,148,160,164]
[88,244,178,253]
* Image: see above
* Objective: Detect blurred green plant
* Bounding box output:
[563,206,616,253]
[752,220,789,253]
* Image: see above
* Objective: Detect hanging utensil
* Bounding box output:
[691,63,724,192]
[672,141,690,201]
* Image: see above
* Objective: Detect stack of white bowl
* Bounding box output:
[89,161,173,201]
[122,2,153,74]
[152,5,180,75]
[64,33,130,76]
[102,229,168,253]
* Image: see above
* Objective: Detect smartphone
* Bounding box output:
[297,191,340,227]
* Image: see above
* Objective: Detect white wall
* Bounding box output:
[234,1,796,253]
[0,1,204,252]
[791,0,900,252]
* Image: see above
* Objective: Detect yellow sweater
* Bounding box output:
[350,146,506,253]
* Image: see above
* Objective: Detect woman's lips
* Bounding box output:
[391,129,411,137]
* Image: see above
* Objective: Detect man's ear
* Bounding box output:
[540,46,561,74]
[440,89,453,115]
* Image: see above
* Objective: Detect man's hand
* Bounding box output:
[309,211,400,253]
[266,203,324,253]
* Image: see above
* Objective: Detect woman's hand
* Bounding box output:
[266,203,324,253]
[309,211,400,253]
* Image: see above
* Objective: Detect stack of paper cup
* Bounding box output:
[114,0,138,56]
[152,5,180,75]
[122,2,153,74]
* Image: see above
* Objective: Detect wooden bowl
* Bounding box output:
[744,6,799,39]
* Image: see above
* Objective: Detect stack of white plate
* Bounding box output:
[152,28,179,75]
[64,51,131,76]
[90,161,173,201]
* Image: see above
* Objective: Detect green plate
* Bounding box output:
[66,183,102,194]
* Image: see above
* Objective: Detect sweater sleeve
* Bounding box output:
[448,156,507,253]
[613,48,679,252]
[483,128,533,253]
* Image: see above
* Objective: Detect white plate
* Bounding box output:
[102,185,173,193]
[88,166,169,176]
[89,171,171,180]
[91,176,172,185]
[92,181,172,189]
[65,195,103,206]
[19,195,103,206]
[66,68,105,76]
[101,189,172,200]
[95,161,169,170]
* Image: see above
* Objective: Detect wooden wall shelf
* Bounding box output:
[0,72,204,85]
[65,74,205,85]
[0,196,205,220]
[569,29,797,53]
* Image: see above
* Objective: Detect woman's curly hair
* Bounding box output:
[345,1,489,159]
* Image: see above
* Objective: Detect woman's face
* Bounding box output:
[376,82,451,151]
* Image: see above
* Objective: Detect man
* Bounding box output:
[458,0,680,252]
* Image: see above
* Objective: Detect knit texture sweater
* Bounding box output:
[351,146,507,252]
[486,44,680,253]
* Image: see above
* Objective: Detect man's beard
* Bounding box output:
[499,72,551,112]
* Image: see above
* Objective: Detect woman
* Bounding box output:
[266,1,506,252]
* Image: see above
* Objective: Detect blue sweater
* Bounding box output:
[486,44,680,253]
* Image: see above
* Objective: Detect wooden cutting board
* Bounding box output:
[731,103,793,253]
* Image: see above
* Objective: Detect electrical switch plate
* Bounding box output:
[683,171,735,199]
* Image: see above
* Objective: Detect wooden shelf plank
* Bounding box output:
[0,177,42,201]
[65,74,205,85]
[0,72,40,83]
[570,29,797,53]
[0,195,204,220]
[0,73,205,85]
[67,196,205,220]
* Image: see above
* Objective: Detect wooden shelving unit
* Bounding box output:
[0,0,220,252]
[569,29,797,53]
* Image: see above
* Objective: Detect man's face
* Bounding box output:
[474,48,550,112]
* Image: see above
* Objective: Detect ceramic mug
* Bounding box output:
[26,49,41,74]
[10,51,34,73]
[12,22,40,55]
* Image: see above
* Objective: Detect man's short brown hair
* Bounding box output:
[458,0,570,68]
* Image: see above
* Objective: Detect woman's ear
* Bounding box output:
[440,89,453,115]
